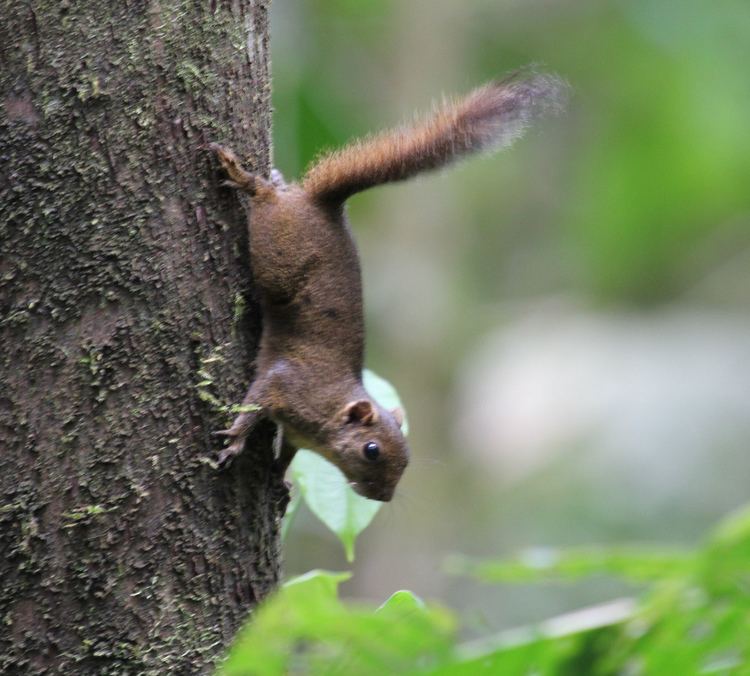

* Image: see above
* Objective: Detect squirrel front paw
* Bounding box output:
[211,403,262,470]
[212,428,246,469]
[216,442,244,469]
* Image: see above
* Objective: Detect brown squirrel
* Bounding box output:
[210,70,566,502]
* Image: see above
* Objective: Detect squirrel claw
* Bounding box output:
[211,429,234,438]
[207,142,258,194]
[217,449,236,470]
[217,442,243,470]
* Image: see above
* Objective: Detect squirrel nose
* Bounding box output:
[373,486,394,502]
[351,479,394,502]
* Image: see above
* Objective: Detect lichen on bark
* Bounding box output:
[0,1,281,673]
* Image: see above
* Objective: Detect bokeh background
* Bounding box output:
[273,0,750,633]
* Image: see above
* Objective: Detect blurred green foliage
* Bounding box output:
[448,546,694,585]
[272,0,750,304]
[262,2,750,671]
[222,504,750,674]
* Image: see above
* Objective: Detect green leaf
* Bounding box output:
[221,571,455,676]
[707,502,750,550]
[279,486,302,542]
[447,546,695,585]
[286,368,408,560]
[438,598,634,676]
[363,368,408,435]
[290,450,381,562]
[284,568,352,595]
[221,570,350,676]
[700,503,750,597]
[377,589,426,616]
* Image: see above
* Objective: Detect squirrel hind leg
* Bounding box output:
[207,142,269,196]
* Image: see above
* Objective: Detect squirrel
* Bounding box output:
[209,70,566,502]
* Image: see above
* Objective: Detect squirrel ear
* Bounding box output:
[390,407,405,428]
[341,400,377,425]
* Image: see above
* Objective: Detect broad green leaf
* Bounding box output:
[377,589,426,616]
[447,546,695,585]
[283,568,352,597]
[279,487,302,542]
[287,368,408,560]
[221,571,455,676]
[434,598,634,676]
[700,502,750,597]
[707,502,750,550]
[221,570,350,676]
[290,449,381,562]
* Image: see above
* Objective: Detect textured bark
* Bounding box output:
[0,1,283,673]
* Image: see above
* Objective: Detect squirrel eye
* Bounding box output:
[363,441,380,461]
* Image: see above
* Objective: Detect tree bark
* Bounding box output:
[0,1,283,673]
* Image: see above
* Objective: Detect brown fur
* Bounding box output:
[209,70,565,501]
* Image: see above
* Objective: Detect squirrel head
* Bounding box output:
[323,398,408,502]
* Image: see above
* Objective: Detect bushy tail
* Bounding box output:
[302,70,568,205]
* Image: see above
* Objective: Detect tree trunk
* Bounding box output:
[0,1,283,673]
